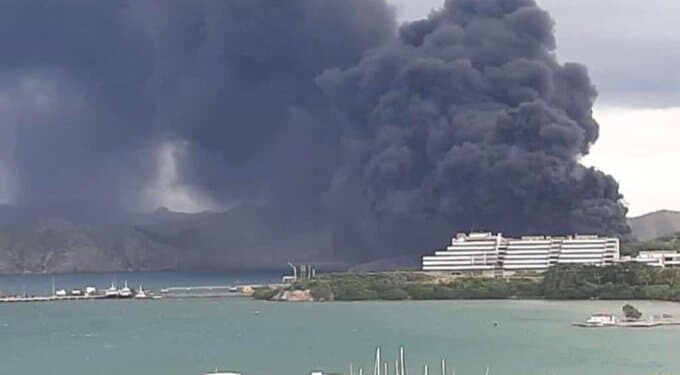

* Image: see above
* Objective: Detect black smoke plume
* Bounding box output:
[0,0,628,263]
[318,0,629,259]
[0,0,395,217]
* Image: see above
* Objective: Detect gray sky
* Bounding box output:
[390,0,680,216]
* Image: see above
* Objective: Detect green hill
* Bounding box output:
[628,210,680,241]
[0,220,180,274]
[0,205,335,274]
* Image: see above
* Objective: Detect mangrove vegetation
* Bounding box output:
[254,263,680,302]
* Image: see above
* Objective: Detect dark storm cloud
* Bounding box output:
[318,0,628,259]
[0,0,628,261]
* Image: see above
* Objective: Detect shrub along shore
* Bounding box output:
[252,263,680,302]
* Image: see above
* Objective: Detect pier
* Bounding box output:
[573,320,680,328]
[0,295,109,303]
[0,283,284,304]
[0,264,304,304]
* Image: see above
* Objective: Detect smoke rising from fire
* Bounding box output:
[0,0,628,261]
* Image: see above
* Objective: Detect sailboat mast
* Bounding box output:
[400,347,405,375]
[374,347,382,375]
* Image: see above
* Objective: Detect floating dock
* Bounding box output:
[572,320,680,328]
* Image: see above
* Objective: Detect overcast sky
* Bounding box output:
[390,0,680,216]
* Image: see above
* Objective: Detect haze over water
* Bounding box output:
[1,272,679,375]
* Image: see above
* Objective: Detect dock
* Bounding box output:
[0,295,109,303]
[0,283,285,304]
[572,320,680,328]
[0,264,302,304]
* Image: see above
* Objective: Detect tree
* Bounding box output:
[622,304,642,320]
[310,283,334,301]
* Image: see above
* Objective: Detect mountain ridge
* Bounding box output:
[628,209,680,241]
[0,206,677,274]
[0,204,336,274]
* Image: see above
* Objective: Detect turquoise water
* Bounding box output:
[2,293,680,375]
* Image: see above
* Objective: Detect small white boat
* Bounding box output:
[105,281,120,298]
[119,281,133,298]
[204,370,241,375]
[134,285,149,299]
[585,313,618,326]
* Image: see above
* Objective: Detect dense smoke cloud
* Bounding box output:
[0,0,628,262]
[0,0,395,217]
[318,0,629,258]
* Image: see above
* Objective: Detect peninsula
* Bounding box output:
[253,262,680,302]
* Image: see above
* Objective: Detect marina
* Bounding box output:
[0,275,285,304]
[0,267,295,304]
[0,280,158,303]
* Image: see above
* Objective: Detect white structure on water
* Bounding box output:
[585,313,618,326]
[422,232,620,276]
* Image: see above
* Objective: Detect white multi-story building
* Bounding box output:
[557,235,619,266]
[503,236,557,273]
[422,232,620,275]
[421,232,504,275]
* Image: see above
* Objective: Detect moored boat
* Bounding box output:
[105,281,120,298]
[134,285,150,299]
[203,370,241,375]
[119,281,133,298]
[583,313,618,327]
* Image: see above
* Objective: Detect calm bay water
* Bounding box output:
[1,272,679,375]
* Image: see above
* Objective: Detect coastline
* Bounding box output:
[253,264,680,303]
